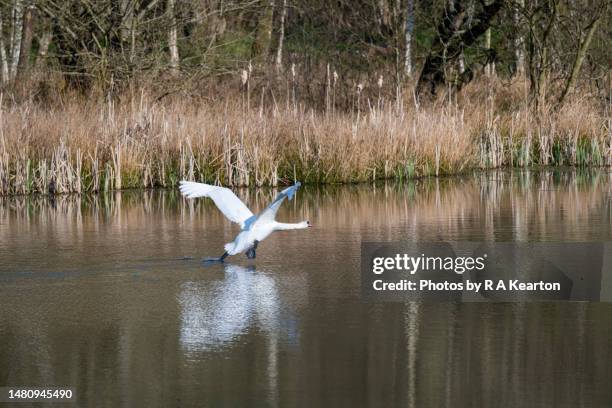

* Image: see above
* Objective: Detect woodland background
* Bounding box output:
[0,0,610,194]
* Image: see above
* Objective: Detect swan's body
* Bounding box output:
[179,180,310,260]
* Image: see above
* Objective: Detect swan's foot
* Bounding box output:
[246,241,259,259]
[246,247,256,259]
[204,251,229,263]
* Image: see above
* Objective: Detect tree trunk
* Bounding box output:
[377,0,390,33]
[10,0,24,80]
[17,5,34,76]
[167,0,179,74]
[0,10,10,83]
[514,0,525,75]
[416,0,503,97]
[484,27,492,76]
[275,0,287,70]
[458,1,474,75]
[557,13,601,105]
[35,30,52,70]
[404,0,415,77]
[531,0,557,106]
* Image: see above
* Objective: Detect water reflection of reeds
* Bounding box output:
[0,170,611,406]
[1,169,609,246]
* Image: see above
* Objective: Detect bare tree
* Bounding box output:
[484,26,493,76]
[275,0,287,70]
[0,0,604,107]
[558,4,605,105]
[0,9,9,83]
[416,0,503,96]
[404,0,415,77]
[17,3,34,76]
[526,0,558,106]
[10,0,24,80]
[513,0,525,75]
[167,0,179,74]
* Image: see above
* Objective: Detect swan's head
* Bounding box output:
[303,220,313,228]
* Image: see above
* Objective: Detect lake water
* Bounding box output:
[0,169,611,407]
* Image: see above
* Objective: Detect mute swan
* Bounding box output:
[179,181,311,261]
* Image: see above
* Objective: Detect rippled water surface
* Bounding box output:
[1,169,611,407]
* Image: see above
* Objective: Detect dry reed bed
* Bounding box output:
[0,86,610,195]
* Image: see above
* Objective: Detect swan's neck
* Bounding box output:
[274,221,307,231]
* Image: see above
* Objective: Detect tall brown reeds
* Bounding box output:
[0,77,608,195]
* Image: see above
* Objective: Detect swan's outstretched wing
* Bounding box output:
[257,182,301,222]
[179,181,254,227]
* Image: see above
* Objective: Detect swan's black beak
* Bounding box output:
[307,220,312,228]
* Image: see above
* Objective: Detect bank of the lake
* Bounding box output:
[0,81,610,196]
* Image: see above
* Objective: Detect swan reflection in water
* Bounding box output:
[179,263,298,354]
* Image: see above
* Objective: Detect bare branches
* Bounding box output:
[558,5,605,105]
[0,0,604,107]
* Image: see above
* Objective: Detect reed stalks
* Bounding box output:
[0,76,608,195]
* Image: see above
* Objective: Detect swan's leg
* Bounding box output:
[246,247,256,259]
[204,251,229,263]
[246,241,259,259]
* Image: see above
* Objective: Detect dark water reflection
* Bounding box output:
[0,169,611,407]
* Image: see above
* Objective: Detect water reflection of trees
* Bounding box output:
[2,169,608,243]
[0,169,610,406]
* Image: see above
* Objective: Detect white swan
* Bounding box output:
[179,180,311,260]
